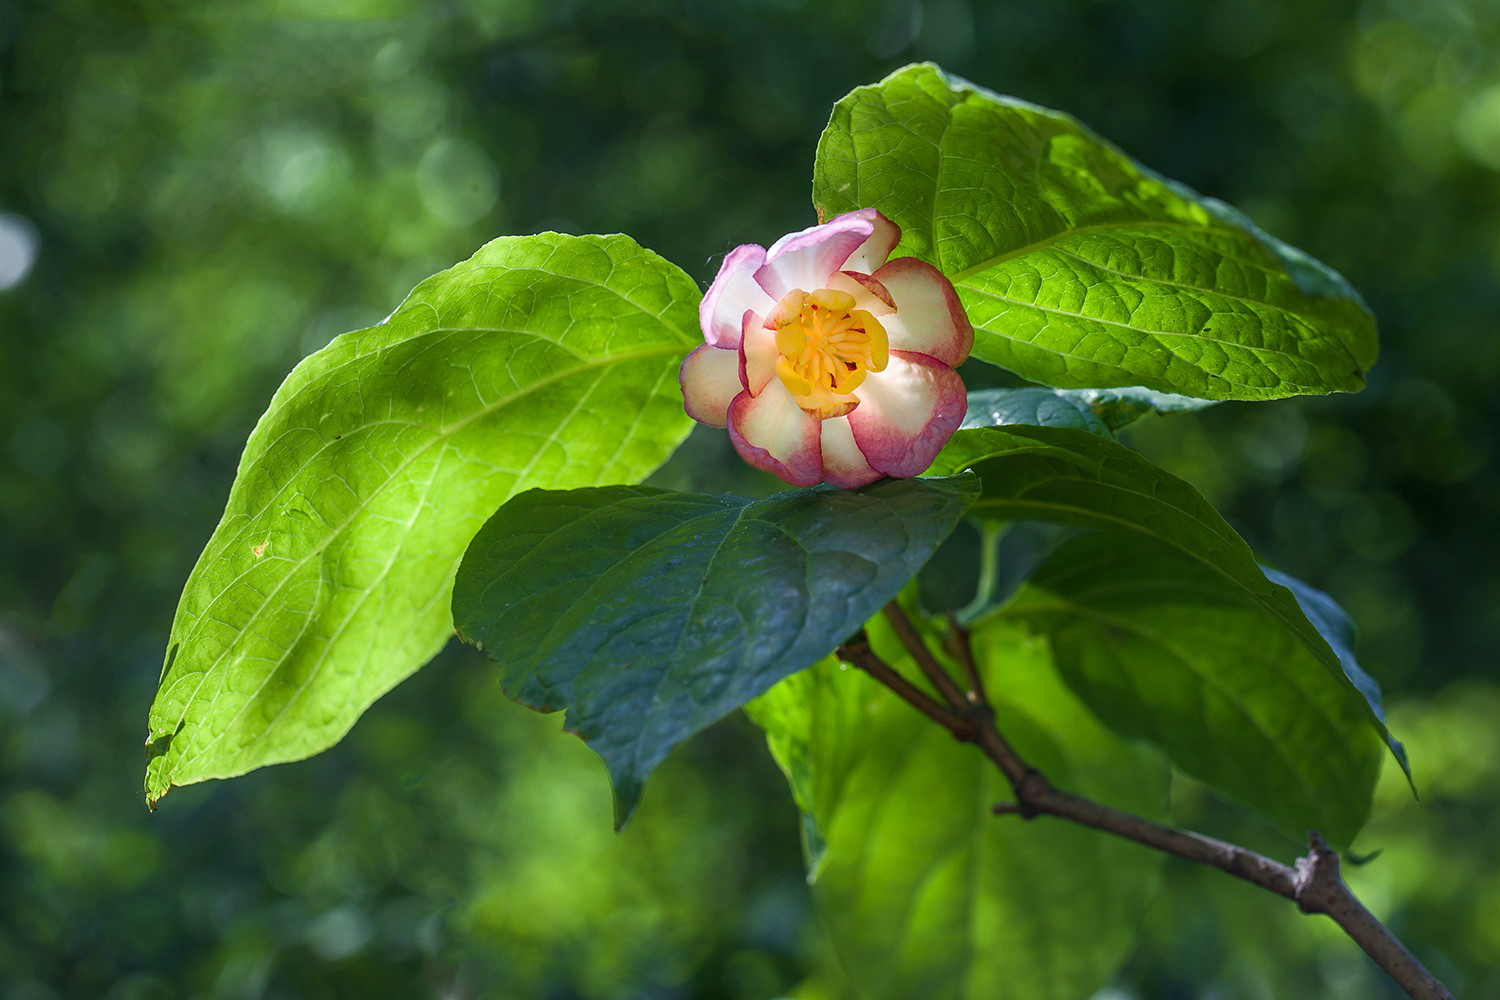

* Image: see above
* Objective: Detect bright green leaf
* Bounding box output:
[145,233,701,805]
[750,616,1169,1000]
[1005,533,1382,847]
[962,385,1216,437]
[815,63,1377,400]
[451,476,980,825]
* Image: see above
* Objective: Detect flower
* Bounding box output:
[679,209,973,488]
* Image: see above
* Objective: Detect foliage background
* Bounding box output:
[1,0,1496,997]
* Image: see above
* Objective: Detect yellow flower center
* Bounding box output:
[769,288,889,419]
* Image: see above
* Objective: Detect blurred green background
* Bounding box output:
[2,0,1496,997]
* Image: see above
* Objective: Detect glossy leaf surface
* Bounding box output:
[815,64,1377,400]
[146,233,700,805]
[451,476,979,824]
[750,617,1169,1000]
[961,385,1215,437]
[1006,533,1382,846]
[929,424,1409,780]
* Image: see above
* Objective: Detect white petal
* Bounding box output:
[837,210,902,275]
[738,310,779,396]
[848,351,968,477]
[727,384,823,487]
[754,214,875,300]
[701,244,772,349]
[679,344,743,428]
[872,257,974,366]
[820,416,882,489]
[826,270,896,317]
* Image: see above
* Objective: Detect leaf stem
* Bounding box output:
[845,621,1453,1000]
[836,631,961,736]
[881,602,968,708]
[944,613,986,707]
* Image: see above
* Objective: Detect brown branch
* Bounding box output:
[850,621,1453,1000]
[835,632,962,736]
[881,601,968,708]
[944,613,986,707]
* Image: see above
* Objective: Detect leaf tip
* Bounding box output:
[143,719,185,810]
[609,774,645,832]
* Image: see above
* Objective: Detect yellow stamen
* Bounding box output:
[771,287,889,417]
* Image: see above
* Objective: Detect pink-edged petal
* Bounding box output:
[826,270,896,316]
[754,213,876,300]
[870,257,972,367]
[847,350,968,478]
[738,310,778,396]
[834,209,902,275]
[820,416,883,489]
[679,344,743,428]
[701,244,773,349]
[727,385,823,487]
[871,257,974,367]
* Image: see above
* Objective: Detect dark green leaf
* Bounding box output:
[1005,533,1382,847]
[145,233,701,805]
[749,616,1169,1000]
[451,475,980,825]
[962,387,1112,435]
[1265,565,1393,735]
[929,424,1410,782]
[915,518,984,613]
[815,63,1377,400]
[962,385,1216,437]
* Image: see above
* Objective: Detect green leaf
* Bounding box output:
[1005,533,1382,847]
[145,233,701,805]
[962,385,1216,437]
[915,517,984,613]
[814,63,1377,400]
[450,475,980,825]
[750,617,1169,1000]
[929,424,1411,782]
[1264,565,1391,733]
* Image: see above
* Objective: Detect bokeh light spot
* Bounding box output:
[0,214,39,291]
[254,127,354,216]
[1457,83,1500,170]
[417,138,500,226]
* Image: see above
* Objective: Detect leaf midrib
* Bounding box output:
[945,218,1231,285]
[154,342,686,744]
[1006,595,1340,818]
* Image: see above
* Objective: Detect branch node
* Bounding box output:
[1013,767,1052,817]
[845,613,1452,999]
[1293,831,1342,916]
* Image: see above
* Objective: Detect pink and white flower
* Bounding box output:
[680,209,973,489]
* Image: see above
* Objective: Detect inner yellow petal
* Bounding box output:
[775,355,814,397]
[775,286,892,417]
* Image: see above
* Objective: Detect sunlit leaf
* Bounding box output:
[452,476,979,825]
[929,424,1410,783]
[815,63,1377,400]
[1006,533,1382,847]
[750,616,1169,1000]
[145,233,701,805]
